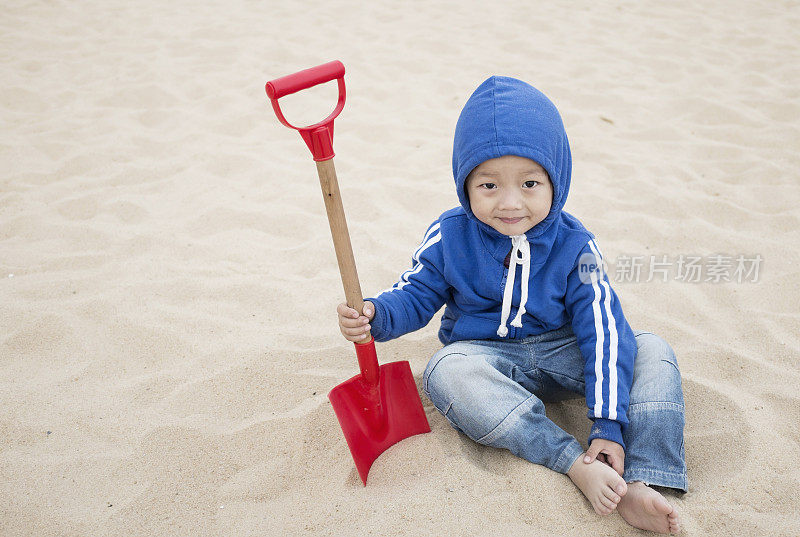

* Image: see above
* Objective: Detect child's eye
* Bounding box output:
[523,180,539,188]
[480,183,497,190]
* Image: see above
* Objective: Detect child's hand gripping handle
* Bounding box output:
[265,61,377,387]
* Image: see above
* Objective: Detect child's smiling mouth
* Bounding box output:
[499,216,526,224]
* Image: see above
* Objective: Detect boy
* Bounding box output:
[337,76,686,534]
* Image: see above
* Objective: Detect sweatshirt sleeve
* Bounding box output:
[564,238,637,449]
[367,220,450,342]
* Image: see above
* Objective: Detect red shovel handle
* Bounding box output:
[265,60,345,99]
[266,62,378,387]
[265,61,346,161]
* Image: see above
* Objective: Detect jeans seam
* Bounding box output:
[660,357,681,373]
[553,442,584,474]
[627,401,684,414]
[536,366,585,386]
[442,401,453,417]
[475,394,539,445]
[424,351,466,394]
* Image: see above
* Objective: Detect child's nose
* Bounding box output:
[498,191,523,210]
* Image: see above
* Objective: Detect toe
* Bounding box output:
[654,498,674,516]
[669,514,681,533]
[602,488,620,504]
[598,495,617,511]
[595,503,613,516]
[644,488,674,516]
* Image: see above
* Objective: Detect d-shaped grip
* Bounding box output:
[265,60,345,100]
[265,60,347,161]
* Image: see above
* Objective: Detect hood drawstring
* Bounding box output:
[497,234,531,337]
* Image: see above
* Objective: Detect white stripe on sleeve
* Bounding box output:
[588,254,605,418]
[376,227,442,296]
[412,222,441,260]
[589,239,618,421]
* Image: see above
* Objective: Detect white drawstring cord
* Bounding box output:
[497,234,531,337]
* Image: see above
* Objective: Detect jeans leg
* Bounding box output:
[623,331,688,492]
[423,340,583,474]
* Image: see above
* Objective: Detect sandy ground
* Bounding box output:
[2,0,799,535]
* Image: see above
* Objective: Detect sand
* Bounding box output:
[2,0,799,535]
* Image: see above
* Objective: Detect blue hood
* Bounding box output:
[452,76,572,239]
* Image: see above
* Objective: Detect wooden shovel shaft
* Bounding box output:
[314,159,371,336]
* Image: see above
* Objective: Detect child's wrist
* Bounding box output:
[587,418,625,450]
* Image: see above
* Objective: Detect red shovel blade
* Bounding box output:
[328,347,430,485]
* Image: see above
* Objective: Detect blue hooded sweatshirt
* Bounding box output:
[368,76,636,447]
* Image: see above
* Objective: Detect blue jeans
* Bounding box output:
[422,324,688,492]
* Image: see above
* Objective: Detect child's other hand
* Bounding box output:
[584,439,625,476]
[337,301,375,342]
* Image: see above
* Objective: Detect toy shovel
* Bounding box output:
[265,61,430,485]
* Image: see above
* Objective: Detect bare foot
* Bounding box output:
[617,481,681,534]
[567,455,628,515]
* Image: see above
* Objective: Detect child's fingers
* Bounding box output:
[340,315,369,328]
[607,453,625,476]
[340,324,371,342]
[337,302,372,342]
[583,444,601,464]
[341,323,371,336]
[341,333,368,342]
[336,302,360,319]
[362,300,375,319]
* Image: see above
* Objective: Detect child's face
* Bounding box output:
[466,155,553,236]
